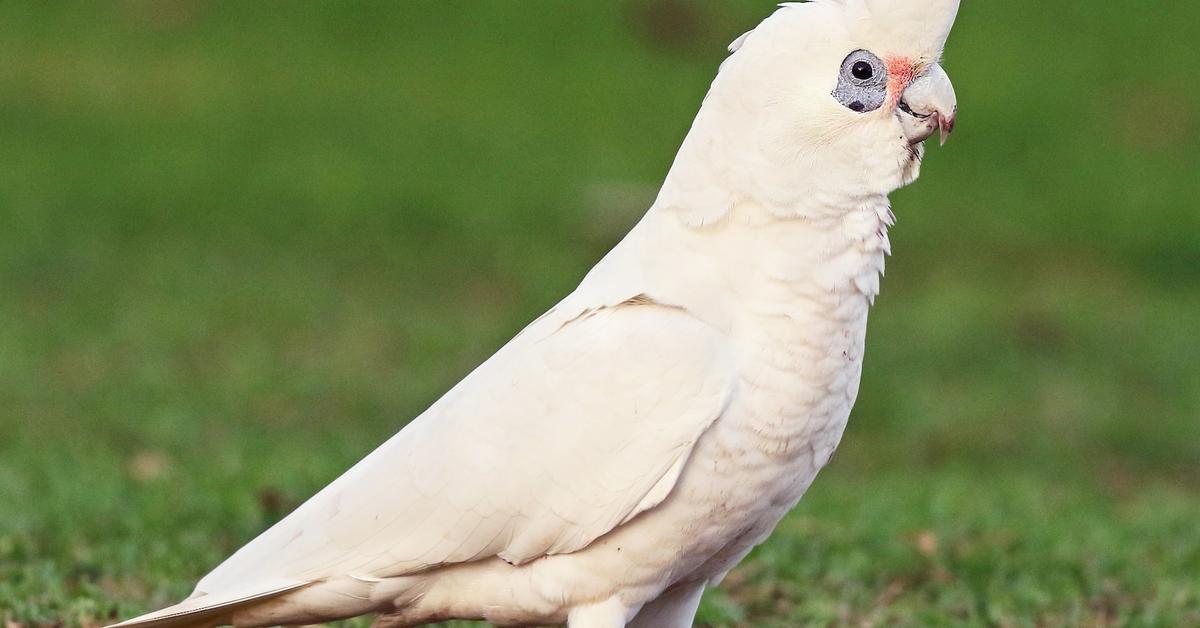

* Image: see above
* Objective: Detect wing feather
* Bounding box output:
[193,297,734,595]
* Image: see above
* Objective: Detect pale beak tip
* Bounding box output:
[938,109,957,147]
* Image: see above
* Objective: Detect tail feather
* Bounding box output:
[108,581,310,628]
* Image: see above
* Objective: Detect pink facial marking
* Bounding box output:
[885,57,916,108]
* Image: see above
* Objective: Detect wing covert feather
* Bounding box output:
[196,299,734,593]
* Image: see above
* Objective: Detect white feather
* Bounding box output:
[112,0,961,625]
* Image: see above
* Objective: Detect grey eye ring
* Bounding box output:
[832,49,888,113]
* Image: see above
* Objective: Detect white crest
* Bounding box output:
[775,0,961,62]
[860,0,961,60]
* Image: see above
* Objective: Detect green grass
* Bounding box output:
[2,1,1198,626]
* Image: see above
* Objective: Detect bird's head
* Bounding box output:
[738,0,960,188]
[656,0,961,224]
[820,0,959,146]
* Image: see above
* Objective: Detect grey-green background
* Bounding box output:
[2,1,1197,626]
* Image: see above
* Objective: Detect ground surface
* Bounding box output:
[2,2,1198,626]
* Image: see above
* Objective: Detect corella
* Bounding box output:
[115,1,961,626]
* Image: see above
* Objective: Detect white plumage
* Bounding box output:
[114,1,961,626]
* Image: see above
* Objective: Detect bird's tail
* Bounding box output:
[107,580,309,628]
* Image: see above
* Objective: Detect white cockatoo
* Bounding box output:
[114,1,960,626]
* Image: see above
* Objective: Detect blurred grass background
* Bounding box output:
[2,1,1198,626]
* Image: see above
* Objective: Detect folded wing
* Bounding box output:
[192,297,735,597]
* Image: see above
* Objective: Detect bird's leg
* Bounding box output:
[566,597,632,628]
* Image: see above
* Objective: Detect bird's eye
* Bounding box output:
[832,50,888,114]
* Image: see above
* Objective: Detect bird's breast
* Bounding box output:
[657,208,885,578]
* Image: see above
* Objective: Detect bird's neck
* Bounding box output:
[647,66,917,231]
[623,196,892,335]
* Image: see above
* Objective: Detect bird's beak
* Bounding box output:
[897,63,957,146]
